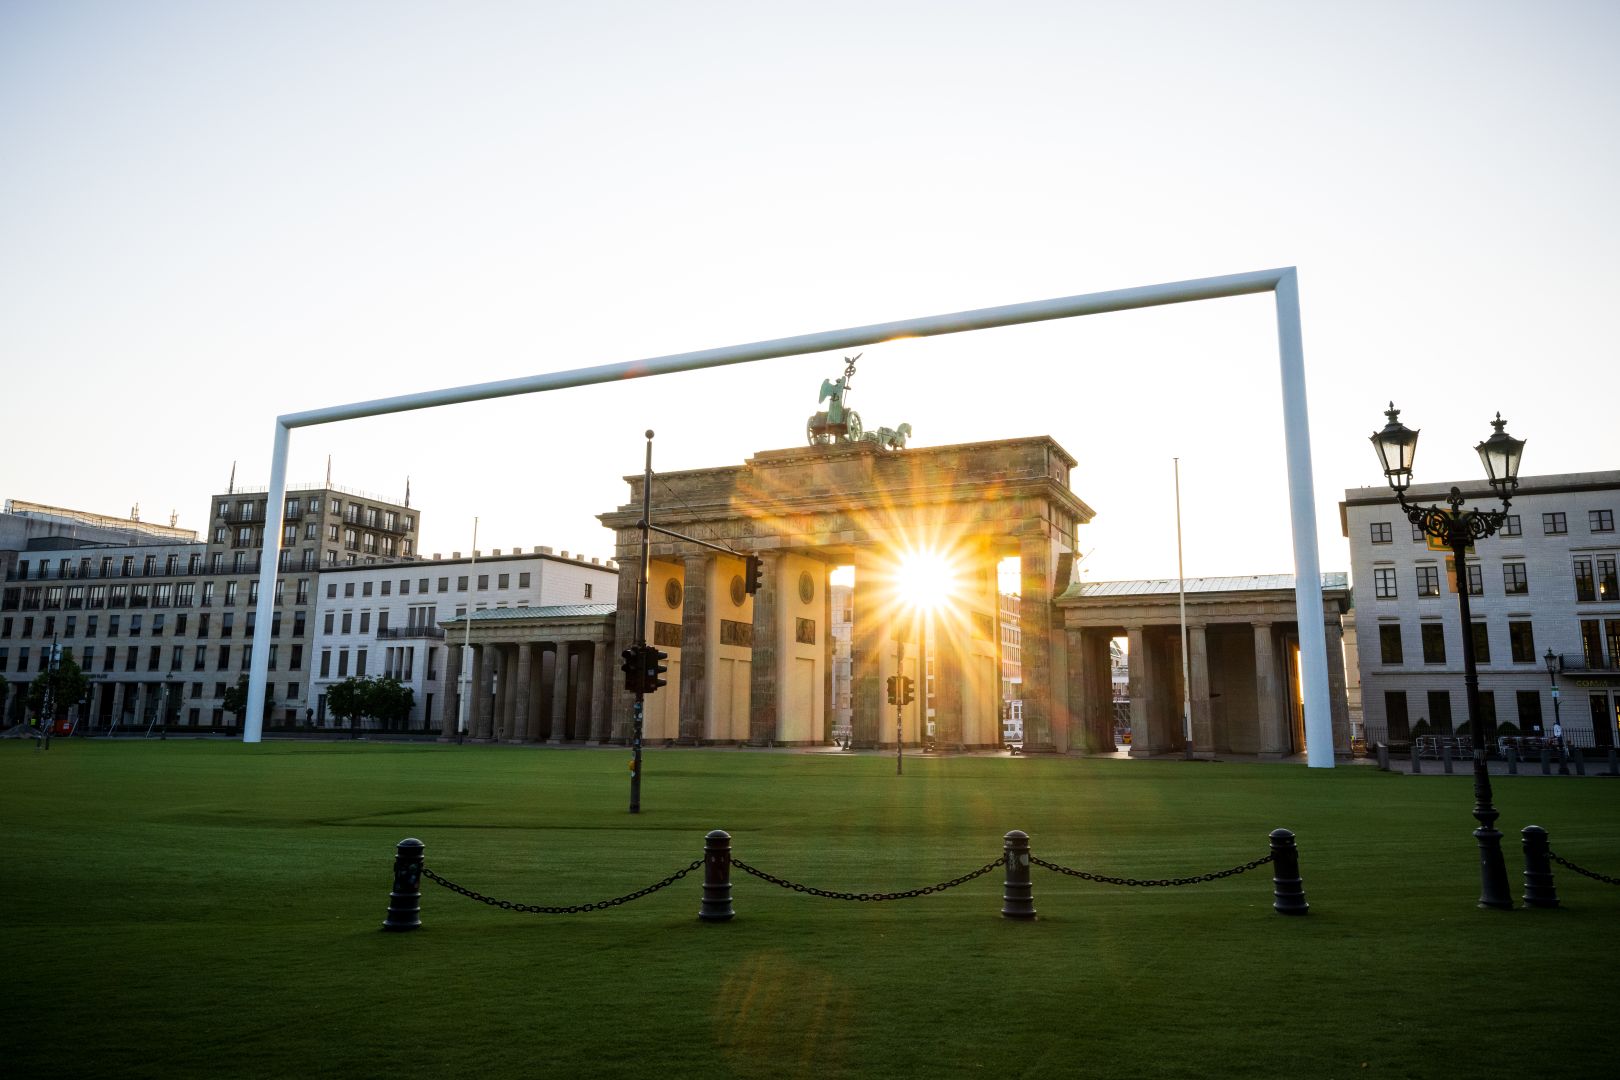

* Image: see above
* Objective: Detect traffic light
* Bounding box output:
[900,675,916,706]
[644,646,669,694]
[886,674,899,705]
[744,555,762,595]
[621,648,645,694]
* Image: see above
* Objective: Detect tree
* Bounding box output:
[28,653,88,724]
[367,676,415,733]
[221,677,274,728]
[326,676,367,736]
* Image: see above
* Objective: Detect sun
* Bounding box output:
[894,548,959,615]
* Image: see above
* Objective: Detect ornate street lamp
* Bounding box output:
[1371,404,1525,910]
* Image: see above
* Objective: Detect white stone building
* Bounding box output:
[308,546,617,730]
[1342,470,1620,749]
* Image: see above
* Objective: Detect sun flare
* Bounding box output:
[894,548,959,614]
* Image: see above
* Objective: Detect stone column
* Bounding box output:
[550,643,572,743]
[849,550,884,749]
[1065,627,1112,755]
[591,640,613,742]
[1325,617,1351,755]
[439,643,462,739]
[678,554,708,744]
[1019,533,1056,751]
[472,645,492,740]
[934,616,965,748]
[1188,624,1214,759]
[1254,622,1287,758]
[748,551,781,745]
[110,682,126,729]
[610,552,642,742]
[823,565,836,743]
[1127,627,1158,756]
[498,646,518,741]
[512,643,534,742]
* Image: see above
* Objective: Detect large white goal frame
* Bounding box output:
[244,266,1336,767]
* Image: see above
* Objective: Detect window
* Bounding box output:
[518,572,531,588]
[1542,512,1567,535]
[1427,690,1453,735]
[151,614,164,636]
[1415,565,1440,597]
[108,615,120,636]
[459,576,470,591]
[1582,620,1606,668]
[86,615,98,638]
[125,646,138,671]
[438,578,449,593]
[1411,522,1425,542]
[497,573,509,589]
[337,650,349,677]
[1379,624,1403,664]
[217,645,230,669]
[198,612,211,637]
[1592,509,1615,533]
[319,650,331,677]
[224,581,238,605]
[344,582,355,598]
[399,579,410,595]
[377,611,389,633]
[221,612,235,638]
[296,580,310,605]
[130,614,142,637]
[359,611,370,633]
[1509,621,1535,663]
[1374,567,1397,599]
[1462,562,1482,596]
[340,612,352,634]
[1421,623,1445,664]
[1385,691,1410,742]
[1503,563,1528,595]
[287,682,299,701]
[194,645,206,671]
[584,583,593,599]
[201,582,215,607]
[1575,558,1597,601]
[290,644,303,671]
[1370,522,1392,544]
[363,582,373,597]
[1607,620,1620,669]
[323,612,335,634]
[1516,690,1544,738]
[356,648,367,675]
[1471,622,1490,664]
[1597,556,1618,602]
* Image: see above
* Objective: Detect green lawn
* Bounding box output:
[4,740,1618,1080]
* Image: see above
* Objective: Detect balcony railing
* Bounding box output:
[376,626,446,640]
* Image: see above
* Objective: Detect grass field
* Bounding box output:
[4,740,1618,1080]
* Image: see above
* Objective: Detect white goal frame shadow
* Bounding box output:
[244,266,1336,767]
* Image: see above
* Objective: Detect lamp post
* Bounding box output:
[1371,403,1525,911]
[1544,647,1567,774]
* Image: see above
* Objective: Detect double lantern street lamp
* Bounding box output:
[1371,403,1525,910]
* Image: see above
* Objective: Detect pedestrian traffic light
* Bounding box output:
[621,647,645,694]
[645,646,669,693]
[744,554,762,595]
[900,675,916,706]
[886,674,899,705]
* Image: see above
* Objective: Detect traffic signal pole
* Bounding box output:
[630,431,654,814]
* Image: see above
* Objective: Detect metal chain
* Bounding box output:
[1549,850,1620,886]
[421,859,703,914]
[1029,852,1273,888]
[730,854,1006,901]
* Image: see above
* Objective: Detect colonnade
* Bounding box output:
[437,614,616,743]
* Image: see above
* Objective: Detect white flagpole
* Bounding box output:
[1176,458,1192,758]
[455,517,478,742]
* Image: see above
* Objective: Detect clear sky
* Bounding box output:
[3,1,1616,587]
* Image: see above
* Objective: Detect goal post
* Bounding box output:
[244,266,1336,767]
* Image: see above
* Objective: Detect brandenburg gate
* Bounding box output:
[597,435,1095,750]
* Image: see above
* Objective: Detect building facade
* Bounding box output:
[309,547,617,732]
[1342,470,1620,749]
[0,481,419,730]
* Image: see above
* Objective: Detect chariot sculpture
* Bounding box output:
[806,354,911,450]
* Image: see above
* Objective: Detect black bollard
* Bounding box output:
[1557,745,1570,776]
[1376,742,1389,771]
[1411,746,1422,774]
[1270,829,1309,915]
[1506,746,1518,775]
[1609,748,1618,777]
[1520,826,1559,909]
[1540,747,1552,775]
[699,829,734,922]
[1442,740,1454,774]
[1573,748,1587,776]
[1001,831,1036,920]
[382,837,425,932]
